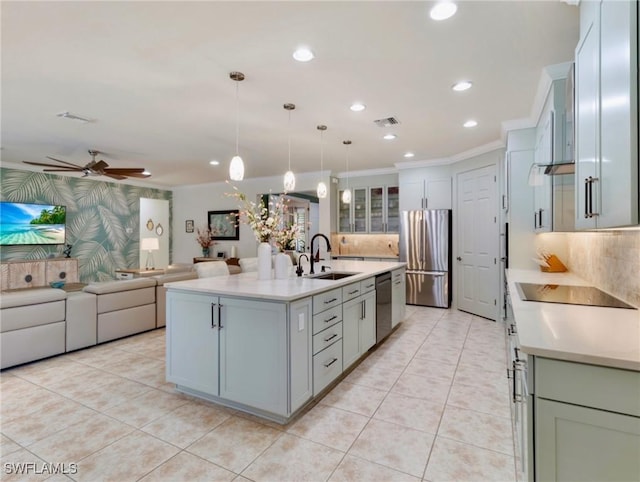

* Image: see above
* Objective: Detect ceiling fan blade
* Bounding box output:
[42,168,84,172]
[104,168,146,174]
[102,172,127,180]
[45,156,85,169]
[116,172,151,178]
[24,160,78,169]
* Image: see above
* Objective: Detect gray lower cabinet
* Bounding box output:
[533,356,640,481]
[166,290,312,420]
[342,290,376,370]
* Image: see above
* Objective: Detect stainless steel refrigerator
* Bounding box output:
[399,209,452,308]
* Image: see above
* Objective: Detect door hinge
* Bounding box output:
[494,216,497,223]
[494,258,497,264]
[494,299,497,305]
[494,175,497,182]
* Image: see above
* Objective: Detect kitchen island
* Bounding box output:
[506,269,640,482]
[164,260,406,423]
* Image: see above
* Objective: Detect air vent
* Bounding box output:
[56,111,93,123]
[373,117,400,128]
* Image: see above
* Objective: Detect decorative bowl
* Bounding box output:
[49,281,66,289]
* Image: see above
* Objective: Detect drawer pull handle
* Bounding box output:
[394,281,401,286]
[365,284,374,289]
[324,357,338,368]
[324,297,338,304]
[324,315,338,323]
[324,333,338,342]
[348,290,359,295]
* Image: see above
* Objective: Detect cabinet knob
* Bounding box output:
[456,256,462,261]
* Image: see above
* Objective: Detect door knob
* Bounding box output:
[456,256,462,261]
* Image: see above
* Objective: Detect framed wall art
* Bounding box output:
[185,220,194,233]
[207,210,239,240]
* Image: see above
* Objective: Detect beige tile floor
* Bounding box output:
[0,306,516,482]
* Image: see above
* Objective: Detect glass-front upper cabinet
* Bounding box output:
[370,186,399,233]
[339,188,367,233]
[339,186,399,233]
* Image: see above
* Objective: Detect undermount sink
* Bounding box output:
[309,271,360,280]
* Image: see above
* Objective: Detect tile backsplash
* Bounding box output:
[565,230,640,307]
[330,233,399,258]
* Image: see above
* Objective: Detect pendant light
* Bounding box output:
[283,103,296,191]
[316,125,328,198]
[342,140,352,204]
[229,71,245,181]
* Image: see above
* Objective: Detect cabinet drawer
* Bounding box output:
[313,339,343,396]
[312,304,342,334]
[313,322,342,355]
[342,282,361,302]
[392,269,405,282]
[313,288,343,314]
[535,357,640,417]
[360,277,376,294]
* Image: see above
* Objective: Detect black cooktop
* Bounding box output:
[516,283,636,310]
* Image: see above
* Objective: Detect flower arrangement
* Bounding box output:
[195,226,215,249]
[273,222,299,252]
[226,183,290,245]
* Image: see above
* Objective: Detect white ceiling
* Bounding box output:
[1,1,579,188]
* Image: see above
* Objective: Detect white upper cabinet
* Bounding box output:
[338,186,399,233]
[575,0,638,229]
[399,166,452,212]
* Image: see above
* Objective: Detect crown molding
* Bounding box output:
[334,167,398,178]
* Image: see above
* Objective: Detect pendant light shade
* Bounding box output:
[342,139,352,204]
[316,125,328,198]
[229,71,245,181]
[283,103,296,191]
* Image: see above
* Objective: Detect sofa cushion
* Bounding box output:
[152,272,198,286]
[1,299,66,332]
[195,261,229,278]
[83,277,156,295]
[0,288,66,309]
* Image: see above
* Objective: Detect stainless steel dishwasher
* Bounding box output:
[375,272,392,342]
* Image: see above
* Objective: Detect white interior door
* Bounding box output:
[456,164,499,320]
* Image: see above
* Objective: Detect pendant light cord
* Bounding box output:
[288,110,292,171]
[235,82,240,155]
[320,129,324,178]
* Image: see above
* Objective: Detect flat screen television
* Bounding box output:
[0,202,66,246]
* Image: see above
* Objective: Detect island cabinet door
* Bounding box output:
[166,291,220,395]
[218,298,288,416]
[359,291,376,353]
[289,297,313,414]
[342,296,361,370]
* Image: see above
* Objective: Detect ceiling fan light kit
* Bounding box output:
[229,71,245,181]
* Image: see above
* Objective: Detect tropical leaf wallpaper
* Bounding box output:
[0,168,171,282]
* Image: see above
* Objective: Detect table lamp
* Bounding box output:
[141,237,160,270]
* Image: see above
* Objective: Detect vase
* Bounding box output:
[202,247,210,258]
[274,252,290,279]
[257,242,272,280]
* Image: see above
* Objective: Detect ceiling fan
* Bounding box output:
[23,150,150,180]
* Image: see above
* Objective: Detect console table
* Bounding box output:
[0,258,79,291]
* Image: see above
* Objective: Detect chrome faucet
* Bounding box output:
[296,253,309,277]
[309,234,332,275]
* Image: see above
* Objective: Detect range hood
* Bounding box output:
[543,162,575,175]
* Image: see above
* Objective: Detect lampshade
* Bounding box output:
[229,71,245,181]
[229,155,244,181]
[342,188,352,204]
[317,181,328,199]
[141,237,159,251]
[284,170,296,191]
[342,139,352,204]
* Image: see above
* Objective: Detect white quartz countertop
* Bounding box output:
[507,268,640,371]
[166,260,406,302]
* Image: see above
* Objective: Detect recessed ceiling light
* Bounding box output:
[209,160,220,166]
[350,103,366,112]
[383,134,397,140]
[430,1,457,21]
[293,47,314,62]
[464,120,478,128]
[403,152,415,158]
[452,81,473,91]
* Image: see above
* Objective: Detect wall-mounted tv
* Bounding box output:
[0,202,66,246]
